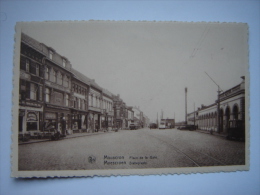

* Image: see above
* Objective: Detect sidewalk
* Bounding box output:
[195,129,227,138]
[19,130,116,145]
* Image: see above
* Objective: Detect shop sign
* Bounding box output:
[20,100,42,108]
[27,112,37,121]
[45,112,56,119]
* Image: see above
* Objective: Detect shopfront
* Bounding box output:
[88,112,101,132]
[44,105,71,135]
[71,111,88,133]
[19,108,43,135]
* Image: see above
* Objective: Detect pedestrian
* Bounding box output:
[61,117,66,137]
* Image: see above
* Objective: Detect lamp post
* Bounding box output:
[205,72,222,134]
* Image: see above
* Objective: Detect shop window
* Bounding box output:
[45,88,50,103]
[26,112,38,131]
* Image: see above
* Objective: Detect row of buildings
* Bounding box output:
[18,33,149,137]
[186,77,245,133]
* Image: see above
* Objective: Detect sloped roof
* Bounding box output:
[71,68,102,91]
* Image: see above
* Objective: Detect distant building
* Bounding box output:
[70,68,90,133]
[102,89,114,130]
[188,77,245,133]
[112,94,127,128]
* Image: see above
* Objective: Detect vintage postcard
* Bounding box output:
[12,21,249,178]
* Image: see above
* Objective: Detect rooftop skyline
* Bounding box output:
[19,21,248,122]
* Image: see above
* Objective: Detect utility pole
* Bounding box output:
[157,112,158,127]
[185,87,187,124]
[205,72,222,134]
[194,102,196,126]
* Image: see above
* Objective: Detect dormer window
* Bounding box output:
[49,50,53,60]
[62,59,66,67]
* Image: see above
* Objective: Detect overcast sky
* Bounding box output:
[19,21,248,122]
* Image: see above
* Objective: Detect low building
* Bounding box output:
[188,77,245,133]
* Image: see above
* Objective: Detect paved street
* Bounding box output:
[18,128,245,170]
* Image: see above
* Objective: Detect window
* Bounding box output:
[65,94,69,107]
[74,97,78,108]
[82,100,85,110]
[89,94,91,107]
[57,72,63,85]
[78,98,81,109]
[45,88,50,103]
[30,83,37,100]
[26,59,30,72]
[53,70,57,83]
[75,85,78,93]
[62,59,66,67]
[45,67,49,80]
[63,75,69,88]
[35,64,39,76]
[49,50,53,60]
[78,86,81,94]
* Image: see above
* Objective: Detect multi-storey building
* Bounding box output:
[19,33,73,137]
[126,106,134,128]
[101,89,114,130]
[70,68,89,133]
[19,33,46,136]
[19,33,149,137]
[88,80,103,131]
[42,44,73,135]
[112,94,127,128]
[132,106,143,127]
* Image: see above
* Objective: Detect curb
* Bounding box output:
[195,130,227,138]
[19,131,115,145]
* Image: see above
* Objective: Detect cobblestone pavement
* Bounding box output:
[18,128,245,170]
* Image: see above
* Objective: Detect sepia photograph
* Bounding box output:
[12,21,249,177]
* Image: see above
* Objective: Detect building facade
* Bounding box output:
[88,80,103,131]
[101,89,114,130]
[70,68,89,133]
[19,33,149,139]
[19,33,46,137]
[188,77,245,133]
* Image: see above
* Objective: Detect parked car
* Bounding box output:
[129,123,139,130]
[177,125,196,131]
